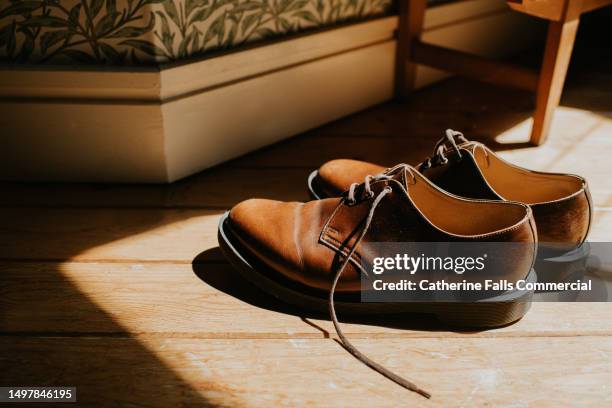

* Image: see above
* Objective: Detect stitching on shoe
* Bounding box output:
[319,198,367,274]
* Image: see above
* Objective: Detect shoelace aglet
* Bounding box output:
[365,355,431,399]
[373,360,432,398]
[410,384,431,399]
[333,319,432,399]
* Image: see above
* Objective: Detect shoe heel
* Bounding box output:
[535,241,590,288]
[434,299,532,328]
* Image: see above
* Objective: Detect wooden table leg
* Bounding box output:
[395,0,427,101]
[530,16,579,145]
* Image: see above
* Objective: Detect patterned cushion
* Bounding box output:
[0,0,393,65]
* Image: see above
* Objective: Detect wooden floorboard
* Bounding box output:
[2,262,611,338]
[0,167,313,209]
[0,208,223,262]
[1,337,610,407]
[1,208,610,262]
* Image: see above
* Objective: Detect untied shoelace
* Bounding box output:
[327,166,432,399]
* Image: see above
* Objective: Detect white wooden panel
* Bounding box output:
[163,41,396,181]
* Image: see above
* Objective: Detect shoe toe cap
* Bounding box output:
[229,198,285,240]
[318,159,386,196]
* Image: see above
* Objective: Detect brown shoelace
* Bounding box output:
[328,171,432,399]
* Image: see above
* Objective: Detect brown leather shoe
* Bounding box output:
[309,130,592,254]
[219,164,537,397]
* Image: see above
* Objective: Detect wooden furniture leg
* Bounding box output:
[530,15,580,145]
[398,0,610,145]
[395,0,427,101]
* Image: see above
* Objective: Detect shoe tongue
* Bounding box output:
[437,129,471,153]
[444,138,471,152]
[384,164,415,189]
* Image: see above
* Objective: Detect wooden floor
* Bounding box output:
[1,65,612,406]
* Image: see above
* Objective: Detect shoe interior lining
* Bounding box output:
[407,171,528,236]
[472,147,583,204]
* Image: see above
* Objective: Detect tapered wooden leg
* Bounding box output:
[395,0,427,101]
[530,17,579,145]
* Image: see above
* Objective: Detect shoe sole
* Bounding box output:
[218,211,534,328]
[308,169,591,290]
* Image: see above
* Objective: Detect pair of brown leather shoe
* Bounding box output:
[308,130,592,283]
[309,130,591,253]
[218,129,591,397]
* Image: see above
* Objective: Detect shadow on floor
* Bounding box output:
[0,212,230,407]
[192,247,488,334]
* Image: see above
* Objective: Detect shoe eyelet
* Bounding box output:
[365,191,375,199]
[440,157,449,165]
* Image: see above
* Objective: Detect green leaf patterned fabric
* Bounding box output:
[0,0,393,65]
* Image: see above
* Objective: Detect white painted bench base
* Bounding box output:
[0,1,541,183]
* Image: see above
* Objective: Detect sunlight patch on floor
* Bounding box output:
[56,210,229,402]
[71,211,224,262]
